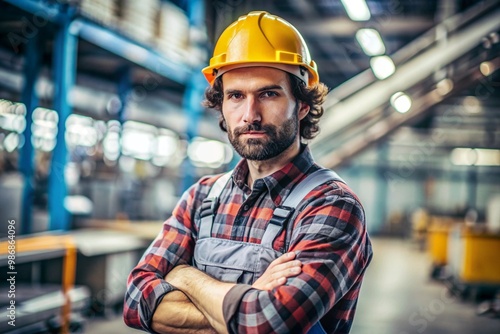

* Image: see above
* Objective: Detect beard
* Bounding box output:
[227,106,299,161]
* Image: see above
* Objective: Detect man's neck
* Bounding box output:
[246,141,301,188]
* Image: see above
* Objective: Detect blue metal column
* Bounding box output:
[117,66,131,124]
[48,8,77,230]
[181,0,207,190]
[19,34,43,235]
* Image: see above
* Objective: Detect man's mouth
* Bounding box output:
[241,131,267,137]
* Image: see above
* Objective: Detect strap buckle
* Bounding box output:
[269,206,294,226]
[200,197,219,218]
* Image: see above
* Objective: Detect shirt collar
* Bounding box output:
[231,144,315,205]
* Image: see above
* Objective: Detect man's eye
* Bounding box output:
[228,93,243,100]
[262,91,278,98]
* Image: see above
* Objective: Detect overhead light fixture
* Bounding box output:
[188,137,231,169]
[436,78,454,96]
[340,0,371,21]
[480,61,496,76]
[463,96,481,114]
[451,148,500,166]
[356,28,385,56]
[370,55,395,80]
[390,92,412,113]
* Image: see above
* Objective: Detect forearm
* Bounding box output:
[166,265,235,334]
[152,290,216,334]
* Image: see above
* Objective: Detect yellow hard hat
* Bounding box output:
[202,11,319,87]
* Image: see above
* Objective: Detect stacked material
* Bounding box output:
[156,1,190,62]
[119,0,161,44]
[79,0,119,27]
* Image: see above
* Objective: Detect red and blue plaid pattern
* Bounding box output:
[124,146,372,333]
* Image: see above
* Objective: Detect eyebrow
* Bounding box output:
[224,84,284,95]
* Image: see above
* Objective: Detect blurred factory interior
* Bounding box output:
[0,0,499,333]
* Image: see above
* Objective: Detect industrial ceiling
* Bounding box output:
[0,0,499,170]
[204,0,500,169]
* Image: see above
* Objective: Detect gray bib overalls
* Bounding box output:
[193,169,344,333]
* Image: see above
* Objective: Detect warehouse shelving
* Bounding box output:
[1,0,208,233]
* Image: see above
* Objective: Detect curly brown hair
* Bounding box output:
[203,72,329,140]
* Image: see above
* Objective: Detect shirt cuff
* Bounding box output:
[139,281,176,332]
[222,284,254,334]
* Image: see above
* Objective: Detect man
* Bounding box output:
[124,11,372,334]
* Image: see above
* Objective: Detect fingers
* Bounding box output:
[270,260,302,279]
[269,252,302,278]
[252,252,303,291]
[268,251,296,269]
[263,263,301,290]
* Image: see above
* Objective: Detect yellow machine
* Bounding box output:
[426,216,460,279]
[428,217,456,267]
[448,226,500,284]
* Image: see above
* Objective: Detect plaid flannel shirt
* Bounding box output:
[124,145,372,333]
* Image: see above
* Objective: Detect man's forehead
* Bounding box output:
[222,66,290,88]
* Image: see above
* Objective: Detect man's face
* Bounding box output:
[221,67,307,161]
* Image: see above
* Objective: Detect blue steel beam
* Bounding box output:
[5,1,192,84]
[181,0,207,190]
[73,19,192,85]
[3,0,65,24]
[19,34,43,235]
[117,66,132,124]
[48,8,78,231]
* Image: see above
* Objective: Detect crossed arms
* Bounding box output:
[152,252,302,333]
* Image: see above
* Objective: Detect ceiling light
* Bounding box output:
[480,61,496,76]
[121,130,155,160]
[356,28,385,56]
[390,92,412,113]
[436,78,453,96]
[103,131,120,161]
[370,55,395,80]
[450,148,500,166]
[475,148,500,166]
[340,0,371,21]
[3,132,19,152]
[188,137,228,169]
[463,96,481,114]
[450,148,477,166]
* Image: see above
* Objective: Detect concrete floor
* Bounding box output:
[86,237,500,333]
[352,237,499,334]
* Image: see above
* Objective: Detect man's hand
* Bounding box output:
[252,252,302,290]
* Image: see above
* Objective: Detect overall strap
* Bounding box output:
[198,171,233,239]
[260,169,345,248]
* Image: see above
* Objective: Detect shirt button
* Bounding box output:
[243,205,250,211]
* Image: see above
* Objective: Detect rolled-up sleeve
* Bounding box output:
[223,190,373,333]
[123,183,203,331]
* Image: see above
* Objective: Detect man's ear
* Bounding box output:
[298,101,310,121]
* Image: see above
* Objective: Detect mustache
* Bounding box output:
[233,123,275,136]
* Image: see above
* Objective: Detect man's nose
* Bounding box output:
[242,96,262,124]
